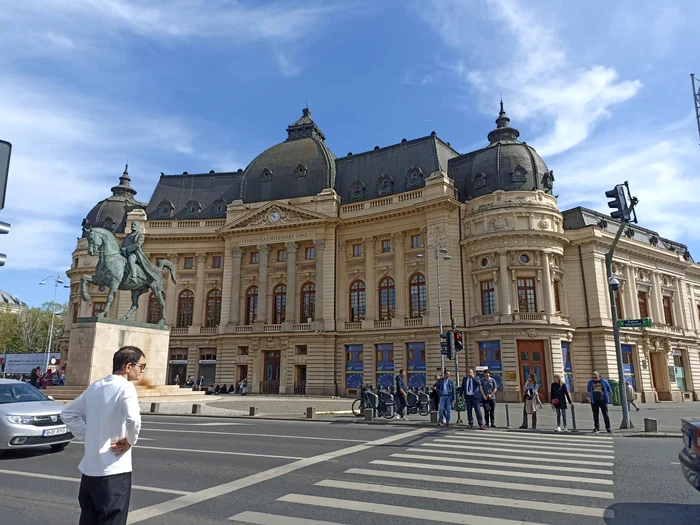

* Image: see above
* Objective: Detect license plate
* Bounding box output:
[43,427,67,437]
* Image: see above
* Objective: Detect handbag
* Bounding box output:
[552,398,559,405]
[454,398,466,412]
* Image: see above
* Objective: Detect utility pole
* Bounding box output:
[450,300,459,383]
[0,140,12,267]
[690,74,700,144]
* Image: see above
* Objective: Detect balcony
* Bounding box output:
[171,327,189,336]
[404,318,423,327]
[514,312,547,322]
[648,323,685,336]
[264,324,282,333]
[148,219,226,231]
[344,322,362,330]
[200,326,218,335]
[471,315,498,326]
[340,190,425,217]
[235,325,253,334]
[374,320,392,329]
[292,323,311,332]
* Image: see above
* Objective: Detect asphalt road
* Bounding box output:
[0,415,698,524]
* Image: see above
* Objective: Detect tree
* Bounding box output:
[0,306,17,349]
[16,307,46,353]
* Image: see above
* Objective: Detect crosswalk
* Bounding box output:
[229,428,617,525]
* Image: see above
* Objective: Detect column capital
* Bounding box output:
[196,252,207,262]
[313,239,326,250]
[167,253,180,262]
[257,244,271,255]
[336,240,347,252]
[362,236,376,249]
[392,231,406,243]
[231,247,244,258]
[285,241,299,253]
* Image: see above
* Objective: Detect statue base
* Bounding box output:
[65,316,170,389]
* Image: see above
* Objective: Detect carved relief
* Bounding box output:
[510,164,528,183]
[487,216,512,232]
[257,244,271,255]
[314,239,326,251]
[392,231,406,244]
[231,247,244,257]
[537,218,549,230]
[362,236,376,250]
[542,170,554,190]
[285,242,299,254]
[474,172,487,189]
[526,329,539,338]
[479,330,491,338]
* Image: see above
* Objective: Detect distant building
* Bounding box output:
[65,106,700,403]
[0,289,27,314]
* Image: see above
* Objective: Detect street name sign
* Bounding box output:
[617,318,652,328]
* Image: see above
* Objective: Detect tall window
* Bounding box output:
[245,286,258,325]
[352,244,362,257]
[250,252,260,264]
[411,234,421,249]
[205,289,222,327]
[184,257,194,269]
[147,292,165,324]
[638,291,649,318]
[212,256,222,269]
[409,273,427,318]
[305,247,315,260]
[381,239,391,253]
[554,281,562,313]
[662,296,673,325]
[300,282,315,322]
[481,280,496,315]
[176,290,194,328]
[277,250,287,262]
[378,277,396,321]
[92,302,106,317]
[273,284,287,324]
[349,280,366,322]
[517,278,537,313]
[614,288,623,319]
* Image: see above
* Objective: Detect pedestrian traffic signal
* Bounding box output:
[440,331,452,359]
[605,184,631,222]
[453,330,463,352]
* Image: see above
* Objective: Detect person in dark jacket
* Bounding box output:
[430,375,440,412]
[550,374,573,432]
[395,369,409,420]
[460,368,484,430]
[587,371,613,434]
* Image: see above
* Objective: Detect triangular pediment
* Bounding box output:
[220,202,329,232]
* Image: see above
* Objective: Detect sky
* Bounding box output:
[0,0,698,308]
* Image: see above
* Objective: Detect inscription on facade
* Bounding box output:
[238,232,314,246]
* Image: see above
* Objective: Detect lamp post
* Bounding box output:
[417,243,452,373]
[39,274,70,375]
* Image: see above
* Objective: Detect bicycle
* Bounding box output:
[352,385,395,419]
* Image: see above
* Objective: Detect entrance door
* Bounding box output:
[295,365,307,395]
[651,352,666,393]
[674,353,686,391]
[517,340,548,402]
[237,365,248,384]
[261,351,281,394]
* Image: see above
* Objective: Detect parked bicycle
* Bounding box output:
[352,385,395,419]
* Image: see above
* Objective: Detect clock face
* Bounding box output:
[269,210,281,223]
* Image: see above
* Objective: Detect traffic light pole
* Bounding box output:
[450,300,459,384]
[436,245,445,374]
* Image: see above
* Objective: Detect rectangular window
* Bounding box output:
[480,280,496,315]
[478,341,503,389]
[516,278,537,313]
[411,234,421,249]
[663,295,673,325]
[406,342,426,388]
[278,250,287,262]
[352,244,362,257]
[345,345,364,388]
[250,252,260,264]
[92,302,106,317]
[614,288,623,319]
[184,257,194,269]
[238,346,249,356]
[212,256,222,269]
[638,291,649,318]
[375,344,394,389]
[381,239,391,253]
[296,345,307,355]
[305,247,315,260]
[554,281,562,313]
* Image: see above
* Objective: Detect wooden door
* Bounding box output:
[517,340,548,402]
[261,351,281,394]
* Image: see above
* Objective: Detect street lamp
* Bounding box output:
[39,274,70,375]
[417,242,452,373]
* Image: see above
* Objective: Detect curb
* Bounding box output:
[141,411,356,423]
[622,432,682,438]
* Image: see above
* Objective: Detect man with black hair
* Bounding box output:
[61,345,145,525]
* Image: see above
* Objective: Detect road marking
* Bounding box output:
[317,479,615,518]
[278,494,550,525]
[0,468,190,495]
[126,427,432,523]
[390,452,613,475]
[433,438,612,453]
[134,445,304,460]
[141,421,252,427]
[370,460,613,485]
[345,468,614,499]
[449,433,614,448]
[140,428,366,442]
[405,448,614,466]
[420,442,615,459]
[483,429,614,441]
[229,511,344,524]
[671,461,681,465]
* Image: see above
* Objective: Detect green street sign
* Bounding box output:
[618,318,652,328]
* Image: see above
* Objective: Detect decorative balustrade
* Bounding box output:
[264,324,282,333]
[235,325,253,333]
[293,323,311,332]
[344,322,362,330]
[200,326,218,335]
[374,320,392,329]
[171,327,189,335]
[404,318,423,327]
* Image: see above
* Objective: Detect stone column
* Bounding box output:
[650,273,663,324]
[165,253,179,327]
[498,252,512,315]
[393,232,406,319]
[285,242,299,325]
[314,240,325,322]
[256,245,271,325]
[363,237,376,321]
[673,278,684,328]
[191,253,207,328]
[625,265,640,318]
[689,285,699,331]
[337,241,347,322]
[466,257,477,322]
[229,247,243,325]
[542,252,555,315]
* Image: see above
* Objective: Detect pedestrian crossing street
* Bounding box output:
[229,429,617,525]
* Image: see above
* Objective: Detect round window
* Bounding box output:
[381,178,390,190]
[351,183,362,196]
[481,257,489,267]
[188,204,198,215]
[409,171,418,183]
[215,202,224,213]
[161,204,170,216]
[520,254,530,264]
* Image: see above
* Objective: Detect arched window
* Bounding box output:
[205,289,222,327]
[349,280,366,322]
[273,284,286,324]
[300,282,315,323]
[245,286,258,325]
[147,292,165,324]
[378,277,396,321]
[177,290,194,328]
[409,273,427,319]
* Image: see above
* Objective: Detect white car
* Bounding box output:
[0,378,73,454]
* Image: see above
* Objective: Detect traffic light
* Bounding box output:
[453,330,464,352]
[0,140,11,267]
[605,184,631,222]
[440,331,452,360]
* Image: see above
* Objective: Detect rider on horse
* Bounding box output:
[121,222,161,284]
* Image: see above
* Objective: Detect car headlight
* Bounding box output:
[5,415,33,424]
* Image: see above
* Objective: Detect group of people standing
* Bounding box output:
[429,369,633,434]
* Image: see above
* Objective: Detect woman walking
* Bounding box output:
[430,374,441,412]
[520,374,542,429]
[551,374,573,432]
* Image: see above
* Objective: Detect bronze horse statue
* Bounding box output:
[80,221,176,324]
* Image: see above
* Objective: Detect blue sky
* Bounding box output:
[0,0,697,308]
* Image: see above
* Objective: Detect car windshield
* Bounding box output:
[0,383,48,404]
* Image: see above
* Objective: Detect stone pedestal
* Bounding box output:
[66,317,170,388]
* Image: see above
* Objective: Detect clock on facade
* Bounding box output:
[268,210,281,223]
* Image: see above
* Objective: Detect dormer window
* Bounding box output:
[186,200,201,217]
[406,166,424,190]
[377,174,394,196]
[261,168,273,181]
[295,163,308,177]
[213,199,226,216]
[349,180,366,202]
[158,200,174,218]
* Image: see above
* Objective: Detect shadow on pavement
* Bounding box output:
[605,502,700,524]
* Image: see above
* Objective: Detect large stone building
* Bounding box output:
[64,106,700,403]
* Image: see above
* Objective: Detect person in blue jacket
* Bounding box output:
[435,370,456,426]
[587,371,613,434]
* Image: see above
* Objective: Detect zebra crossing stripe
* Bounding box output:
[432,438,612,453]
[345,468,614,499]
[278,494,551,525]
[420,442,615,459]
[480,429,613,441]
[228,511,344,524]
[316,479,615,519]
[405,447,614,467]
[448,433,614,448]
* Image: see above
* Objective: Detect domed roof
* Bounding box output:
[85,165,146,234]
[240,108,336,203]
[464,103,553,199]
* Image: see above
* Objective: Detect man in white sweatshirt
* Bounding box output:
[61,346,144,525]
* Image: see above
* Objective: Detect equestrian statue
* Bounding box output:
[80,220,177,324]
